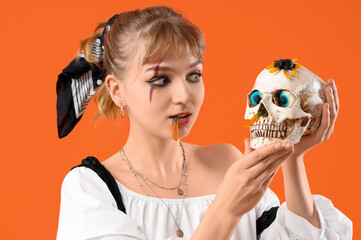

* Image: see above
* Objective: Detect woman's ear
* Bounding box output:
[105,74,126,107]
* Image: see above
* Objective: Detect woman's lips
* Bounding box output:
[170,114,192,126]
[169,112,191,118]
[178,114,191,126]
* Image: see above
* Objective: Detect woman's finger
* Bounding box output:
[315,103,330,142]
[328,79,339,113]
[249,143,293,177]
[326,86,336,121]
[325,86,336,139]
[243,142,288,169]
[253,147,293,186]
[244,138,253,156]
[260,168,278,191]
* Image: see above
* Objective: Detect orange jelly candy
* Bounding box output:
[243,108,267,128]
[172,116,179,141]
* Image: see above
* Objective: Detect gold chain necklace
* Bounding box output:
[119,141,188,238]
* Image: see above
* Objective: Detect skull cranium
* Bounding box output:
[244,66,327,149]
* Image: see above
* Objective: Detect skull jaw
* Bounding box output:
[250,117,310,149]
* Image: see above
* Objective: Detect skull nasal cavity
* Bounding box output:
[258,103,268,117]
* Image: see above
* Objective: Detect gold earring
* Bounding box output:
[120,106,125,119]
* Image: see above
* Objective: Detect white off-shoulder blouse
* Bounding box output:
[57,166,352,240]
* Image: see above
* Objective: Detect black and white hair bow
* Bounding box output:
[56,14,120,138]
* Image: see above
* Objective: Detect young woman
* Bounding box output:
[56,6,352,240]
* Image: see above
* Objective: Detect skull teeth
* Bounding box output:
[250,121,288,139]
[251,129,286,139]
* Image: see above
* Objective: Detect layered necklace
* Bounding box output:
[119,140,188,238]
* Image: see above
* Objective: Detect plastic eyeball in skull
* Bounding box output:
[244,66,327,149]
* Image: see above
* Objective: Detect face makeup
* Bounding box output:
[149,64,160,103]
[124,46,204,143]
[149,85,156,103]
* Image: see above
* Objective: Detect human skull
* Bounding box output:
[244,66,327,149]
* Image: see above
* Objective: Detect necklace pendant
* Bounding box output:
[177,188,184,196]
[176,229,184,238]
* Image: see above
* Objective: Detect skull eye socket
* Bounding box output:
[273,90,296,108]
[250,90,263,107]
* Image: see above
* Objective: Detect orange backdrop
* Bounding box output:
[0,0,360,239]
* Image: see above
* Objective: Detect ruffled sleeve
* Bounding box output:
[56,167,147,240]
[256,189,352,240]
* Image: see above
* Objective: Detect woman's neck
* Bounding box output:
[122,127,185,182]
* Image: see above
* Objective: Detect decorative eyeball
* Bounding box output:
[250,90,263,107]
[273,90,296,108]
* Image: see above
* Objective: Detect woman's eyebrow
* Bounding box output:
[145,66,175,72]
[145,60,202,72]
[189,60,203,68]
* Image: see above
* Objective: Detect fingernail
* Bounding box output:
[329,88,333,94]
[275,143,282,149]
[285,143,292,150]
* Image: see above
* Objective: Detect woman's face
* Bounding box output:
[121,46,205,140]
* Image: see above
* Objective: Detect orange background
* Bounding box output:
[0,0,360,239]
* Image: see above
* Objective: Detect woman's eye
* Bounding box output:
[187,72,202,82]
[146,76,170,87]
[274,90,296,108]
[250,90,262,106]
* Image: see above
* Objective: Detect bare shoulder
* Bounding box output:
[100,142,244,197]
[204,143,243,159]
[178,142,244,195]
[101,151,126,173]
[185,142,243,173]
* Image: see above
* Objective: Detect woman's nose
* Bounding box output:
[172,79,191,105]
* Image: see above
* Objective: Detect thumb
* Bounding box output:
[244,138,253,155]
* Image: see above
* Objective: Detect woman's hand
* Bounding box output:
[278,79,339,228]
[214,140,294,218]
[292,79,339,158]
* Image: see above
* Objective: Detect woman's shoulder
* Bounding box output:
[101,142,244,172]
[184,142,243,173]
[187,141,243,159]
[58,165,121,212]
[62,164,106,191]
[99,142,244,196]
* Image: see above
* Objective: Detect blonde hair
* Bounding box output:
[76,6,205,122]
